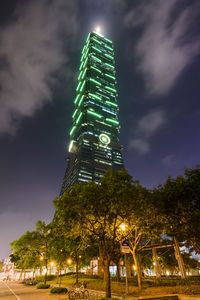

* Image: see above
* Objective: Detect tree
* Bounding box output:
[34,221,53,284]
[154,167,200,253]
[54,168,134,298]
[120,182,164,290]
[10,221,53,283]
[10,230,41,279]
[157,247,178,275]
[48,228,69,286]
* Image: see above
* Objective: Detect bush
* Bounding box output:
[95,298,119,300]
[21,279,31,284]
[50,287,68,294]
[63,272,100,279]
[36,275,56,282]
[65,272,76,276]
[37,283,50,289]
[82,274,100,279]
[25,280,38,286]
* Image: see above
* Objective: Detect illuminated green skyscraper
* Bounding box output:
[61,31,123,191]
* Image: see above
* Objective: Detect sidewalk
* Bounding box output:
[51,283,200,300]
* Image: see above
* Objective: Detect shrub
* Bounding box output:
[37,283,50,289]
[36,275,56,282]
[25,280,38,286]
[21,279,31,284]
[65,272,76,276]
[95,298,119,300]
[50,287,68,294]
[63,272,100,279]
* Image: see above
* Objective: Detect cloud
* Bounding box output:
[85,0,126,12]
[162,154,177,168]
[129,138,149,154]
[0,0,78,135]
[124,0,200,95]
[136,109,166,137]
[130,109,166,154]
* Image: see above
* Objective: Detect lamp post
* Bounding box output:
[50,262,54,275]
[67,258,72,272]
[120,223,129,294]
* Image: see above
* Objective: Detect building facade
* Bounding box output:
[61,31,123,192]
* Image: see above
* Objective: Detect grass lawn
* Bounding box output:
[47,274,200,297]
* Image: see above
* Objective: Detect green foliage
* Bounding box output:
[25,280,38,286]
[95,298,119,300]
[50,287,68,293]
[10,230,41,270]
[9,167,200,296]
[154,167,200,252]
[36,275,56,282]
[154,277,200,286]
[54,168,135,297]
[36,283,50,289]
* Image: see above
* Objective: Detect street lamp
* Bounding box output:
[120,223,128,232]
[119,223,129,294]
[49,261,54,275]
[67,258,72,265]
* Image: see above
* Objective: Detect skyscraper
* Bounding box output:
[61,31,124,192]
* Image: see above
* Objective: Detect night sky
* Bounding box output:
[0,0,200,259]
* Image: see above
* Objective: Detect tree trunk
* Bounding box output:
[174,237,186,279]
[19,269,23,280]
[59,267,62,287]
[132,249,142,290]
[56,266,59,284]
[98,240,105,279]
[137,253,142,278]
[44,259,48,284]
[33,268,35,280]
[152,247,161,279]
[75,254,79,284]
[190,238,200,254]
[104,260,111,298]
[116,261,121,281]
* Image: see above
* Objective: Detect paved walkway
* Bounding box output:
[1,281,200,300]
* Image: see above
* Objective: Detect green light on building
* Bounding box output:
[106,118,119,125]
[74,94,80,104]
[77,95,84,107]
[105,101,118,108]
[88,110,102,118]
[105,86,117,93]
[72,108,78,119]
[105,73,115,81]
[92,46,101,54]
[91,66,101,74]
[91,55,102,63]
[105,53,114,60]
[80,81,86,92]
[105,62,114,70]
[70,126,76,136]
[89,93,102,101]
[76,112,82,124]
[105,44,113,51]
[90,78,102,86]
